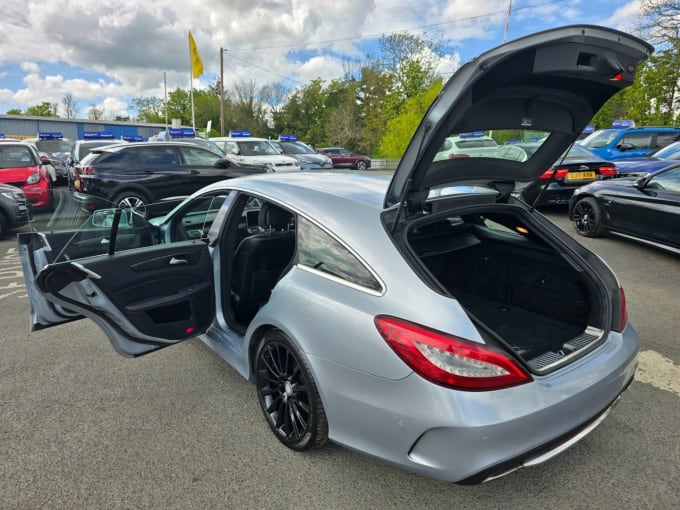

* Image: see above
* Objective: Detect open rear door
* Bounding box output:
[18,209,215,357]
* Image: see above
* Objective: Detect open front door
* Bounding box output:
[18,207,216,357]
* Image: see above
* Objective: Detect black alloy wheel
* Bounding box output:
[113,191,148,218]
[255,330,328,451]
[572,197,604,237]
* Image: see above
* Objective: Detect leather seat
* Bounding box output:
[230,203,294,322]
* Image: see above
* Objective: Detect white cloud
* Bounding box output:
[0,0,642,114]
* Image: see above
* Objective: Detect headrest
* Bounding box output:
[258,203,291,230]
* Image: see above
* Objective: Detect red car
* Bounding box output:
[0,142,52,209]
[317,147,371,170]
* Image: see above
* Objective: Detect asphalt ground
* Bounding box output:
[1,188,679,509]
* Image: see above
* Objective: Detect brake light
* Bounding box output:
[613,288,628,332]
[539,168,568,179]
[80,166,94,175]
[374,316,532,391]
[598,165,617,178]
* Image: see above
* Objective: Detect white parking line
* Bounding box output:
[0,247,26,300]
[637,350,680,397]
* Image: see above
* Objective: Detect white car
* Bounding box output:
[434,133,499,160]
[210,136,301,172]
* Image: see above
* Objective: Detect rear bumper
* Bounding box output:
[312,324,640,483]
[72,191,110,212]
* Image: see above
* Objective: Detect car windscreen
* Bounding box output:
[238,141,279,156]
[35,140,73,153]
[281,142,314,154]
[0,145,39,168]
[580,130,619,148]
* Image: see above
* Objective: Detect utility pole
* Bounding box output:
[220,47,225,136]
[503,0,513,43]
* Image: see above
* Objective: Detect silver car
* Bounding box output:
[19,26,650,483]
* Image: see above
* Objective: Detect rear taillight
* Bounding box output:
[598,165,617,178]
[613,288,628,332]
[539,168,568,179]
[80,166,94,175]
[374,316,532,391]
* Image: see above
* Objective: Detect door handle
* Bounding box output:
[189,170,199,174]
[169,256,188,265]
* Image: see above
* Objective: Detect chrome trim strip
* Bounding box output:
[522,396,619,467]
[296,264,384,297]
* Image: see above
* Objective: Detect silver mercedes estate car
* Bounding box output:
[19,26,651,483]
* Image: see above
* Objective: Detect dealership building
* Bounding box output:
[0,115,167,141]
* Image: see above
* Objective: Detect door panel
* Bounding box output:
[28,240,214,356]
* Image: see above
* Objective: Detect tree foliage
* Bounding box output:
[25,102,57,117]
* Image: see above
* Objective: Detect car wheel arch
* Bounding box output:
[108,185,153,204]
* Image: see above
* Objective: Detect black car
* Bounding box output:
[503,143,618,206]
[0,183,31,238]
[73,142,268,215]
[569,165,680,253]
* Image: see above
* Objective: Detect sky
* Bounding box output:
[0,0,643,120]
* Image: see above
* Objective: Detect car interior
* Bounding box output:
[226,196,296,329]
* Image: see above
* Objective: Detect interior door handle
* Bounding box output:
[169,257,188,265]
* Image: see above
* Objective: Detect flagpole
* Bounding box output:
[189,37,196,131]
[164,71,169,131]
[503,0,513,43]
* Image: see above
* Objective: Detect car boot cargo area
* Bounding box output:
[408,210,607,371]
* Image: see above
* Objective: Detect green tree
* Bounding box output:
[6,108,23,115]
[131,96,164,123]
[276,79,328,144]
[378,80,443,158]
[25,102,57,117]
[166,88,192,125]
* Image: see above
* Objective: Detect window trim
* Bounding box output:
[295,215,386,296]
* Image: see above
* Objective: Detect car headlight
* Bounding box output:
[26,173,41,185]
[1,190,25,200]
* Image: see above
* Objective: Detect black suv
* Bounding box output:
[73,142,268,214]
[0,183,31,238]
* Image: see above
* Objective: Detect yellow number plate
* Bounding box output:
[566,171,595,181]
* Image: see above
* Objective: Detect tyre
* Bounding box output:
[0,212,7,239]
[572,197,604,237]
[113,191,149,218]
[355,160,367,171]
[254,330,328,451]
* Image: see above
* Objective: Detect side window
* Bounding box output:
[655,133,680,148]
[297,216,381,292]
[620,132,653,149]
[173,192,231,241]
[137,146,178,165]
[648,168,680,193]
[181,146,222,165]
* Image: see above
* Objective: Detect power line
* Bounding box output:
[227,0,570,52]
[223,52,303,85]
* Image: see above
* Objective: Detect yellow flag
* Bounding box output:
[189,31,204,78]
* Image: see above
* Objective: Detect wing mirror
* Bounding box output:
[635,176,648,189]
[215,158,232,169]
[617,142,636,151]
[91,208,139,228]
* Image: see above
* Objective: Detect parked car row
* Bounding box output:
[18,25,655,484]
